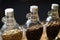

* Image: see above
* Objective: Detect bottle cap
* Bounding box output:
[30,5,38,12]
[5,8,14,16]
[51,4,59,9]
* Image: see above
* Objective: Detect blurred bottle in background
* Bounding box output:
[26,5,43,40]
[0,8,22,40]
[46,4,60,40]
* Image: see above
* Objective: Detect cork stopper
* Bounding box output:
[30,5,38,12]
[51,4,59,9]
[5,8,14,16]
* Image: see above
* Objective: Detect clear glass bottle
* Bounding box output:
[25,5,43,40]
[46,4,60,40]
[1,8,22,40]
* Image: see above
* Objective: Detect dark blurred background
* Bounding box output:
[0,0,60,29]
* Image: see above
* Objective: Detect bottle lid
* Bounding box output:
[30,5,38,12]
[5,8,14,16]
[51,4,59,9]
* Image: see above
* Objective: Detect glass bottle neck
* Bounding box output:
[51,9,59,19]
[30,12,40,23]
[5,16,16,30]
